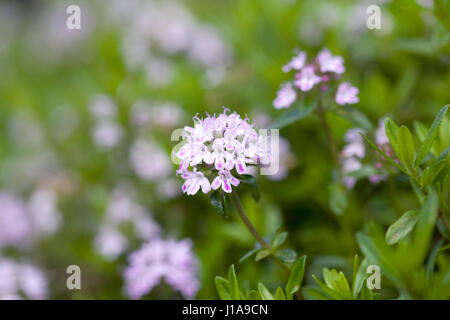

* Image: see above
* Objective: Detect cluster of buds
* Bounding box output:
[273,48,359,109]
[175,108,269,195]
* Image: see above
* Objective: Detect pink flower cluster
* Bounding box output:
[123,238,199,299]
[0,258,48,300]
[340,122,389,190]
[273,48,359,109]
[0,190,62,249]
[94,187,161,260]
[176,109,268,195]
[340,129,366,190]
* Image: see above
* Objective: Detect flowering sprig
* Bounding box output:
[271,48,368,217]
[274,48,359,110]
[174,109,304,298]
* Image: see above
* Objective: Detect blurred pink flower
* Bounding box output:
[0,259,47,300]
[130,140,171,181]
[282,51,307,73]
[124,238,199,299]
[94,227,128,260]
[317,48,345,74]
[375,118,389,146]
[369,174,388,184]
[342,128,365,159]
[89,94,117,120]
[94,187,161,260]
[335,82,359,105]
[0,193,31,248]
[28,189,62,236]
[92,121,123,148]
[273,83,297,109]
[294,66,321,91]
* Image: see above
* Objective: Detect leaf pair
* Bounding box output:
[385,118,416,171]
[305,255,374,300]
[215,258,307,300]
[215,265,244,300]
[255,230,297,263]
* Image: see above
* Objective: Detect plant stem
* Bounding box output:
[317,98,340,175]
[231,192,271,250]
[230,192,290,274]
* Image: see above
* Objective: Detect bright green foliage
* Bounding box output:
[304,255,375,300]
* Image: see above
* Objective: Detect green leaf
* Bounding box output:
[274,287,287,300]
[209,190,226,217]
[312,275,346,300]
[270,231,288,249]
[269,101,317,129]
[245,290,261,300]
[360,133,408,174]
[335,106,373,131]
[353,258,370,298]
[285,255,306,299]
[359,281,375,300]
[426,238,445,282]
[322,268,352,299]
[413,121,428,144]
[345,165,377,179]
[421,158,447,188]
[303,287,330,300]
[385,209,420,245]
[385,118,401,156]
[228,265,240,300]
[275,248,297,263]
[255,249,272,261]
[356,232,398,277]
[215,276,231,300]
[397,125,415,169]
[329,182,347,215]
[239,247,260,263]
[258,283,274,300]
[351,255,359,297]
[436,146,450,161]
[238,174,260,202]
[413,190,439,261]
[414,104,449,168]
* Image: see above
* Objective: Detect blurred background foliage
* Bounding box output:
[0,0,449,299]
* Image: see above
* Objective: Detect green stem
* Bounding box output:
[317,98,341,176]
[230,192,290,274]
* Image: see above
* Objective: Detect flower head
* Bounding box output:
[175,108,268,195]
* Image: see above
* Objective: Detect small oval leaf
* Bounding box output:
[386,209,420,245]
